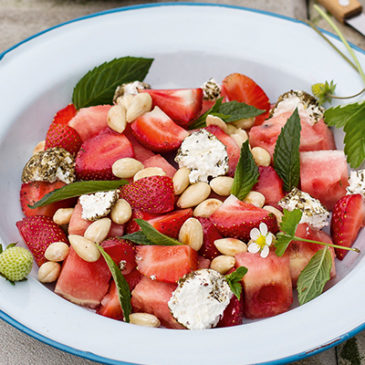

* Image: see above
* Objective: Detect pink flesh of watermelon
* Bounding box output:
[143,154,177,178]
[68,200,91,236]
[300,150,349,210]
[68,105,111,141]
[131,276,184,329]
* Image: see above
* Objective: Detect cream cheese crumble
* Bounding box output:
[346,169,365,197]
[175,130,228,183]
[279,188,330,230]
[168,269,232,330]
[201,78,221,100]
[113,81,150,103]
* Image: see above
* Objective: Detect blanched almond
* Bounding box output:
[133,167,166,181]
[206,114,228,133]
[210,255,235,274]
[84,218,111,244]
[172,167,190,195]
[38,262,61,283]
[126,93,152,123]
[178,217,203,251]
[68,235,100,262]
[243,191,265,208]
[116,94,134,110]
[129,313,160,327]
[214,238,247,256]
[233,117,255,129]
[230,128,248,149]
[112,158,144,178]
[44,241,70,262]
[193,199,222,218]
[263,205,283,224]
[53,208,74,225]
[177,182,211,208]
[251,147,271,167]
[111,199,132,224]
[107,104,126,133]
[33,140,45,155]
[209,176,233,196]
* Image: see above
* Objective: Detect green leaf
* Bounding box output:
[5,243,17,250]
[297,247,332,305]
[273,108,301,192]
[225,266,248,300]
[96,244,131,322]
[231,140,259,200]
[190,97,223,129]
[121,231,155,246]
[29,180,128,208]
[275,233,293,257]
[311,80,336,105]
[0,244,3,254]
[72,57,154,109]
[218,101,265,123]
[324,101,365,128]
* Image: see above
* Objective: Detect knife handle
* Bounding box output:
[317,0,363,23]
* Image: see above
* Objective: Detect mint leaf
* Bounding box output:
[297,247,332,305]
[324,101,365,128]
[273,108,301,192]
[225,266,248,299]
[30,180,127,208]
[72,57,153,109]
[231,140,259,200]
[190,97,223,129]
[96,244,131,322]
[121,231,155,245]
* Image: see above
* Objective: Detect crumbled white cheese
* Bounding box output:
[175,130,228,183]
[113,81,150,102]
[201,78,221,100]
[79,190,119,221]
[278,188,330,230]
[347,169,365,197]
[168,269,232,330]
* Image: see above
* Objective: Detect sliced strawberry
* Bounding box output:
[131,106,189,152]
[331,194,365,260]
[140,88,203,127]
[120,176,175,214]
[75,129,134,180]
[124,126,156,163]
[197,255,211,269]
[210,195,278,241]
[124,268,143,290]
[52,104,77,126]
[205,125,240,176]
[20,181,74,217]
[136,245,198,283]
[197,217,222,260]
[142,154,177,178]
[126,210,158,234]
[217,294,243,327]
[221,73,270,125]
[200,99,216,115]
[45,123,82,155]
[16,216,68,266]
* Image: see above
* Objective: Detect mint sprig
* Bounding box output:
[72,57,153,109]
[225,266,248,299]
[273,108,301,192]
[29,180,128,208]
[231,140,259,200]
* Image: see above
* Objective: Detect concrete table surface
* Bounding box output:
[0,0,364,364]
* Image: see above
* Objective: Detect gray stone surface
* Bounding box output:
[0,1,364,364]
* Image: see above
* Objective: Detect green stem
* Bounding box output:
[314,5,365,85]
[293,236,360,253]
[329,88,365,99]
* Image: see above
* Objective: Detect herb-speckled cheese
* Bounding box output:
[113,81,150,102]
[175,130,228,183]
[168,269,232,330]
[201,78,221,100]
[279,188,330,230]
[347,169,365,197]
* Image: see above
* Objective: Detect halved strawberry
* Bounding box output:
[331,194,365,260]
[210,195,278,241]
[221,73,270,125]
[140,88,203,127]
[125,210,158,234]
[75,129,134,180]
[217,294,243,327]
[16,215,68,266]
[124,126,156,163]
[120,176,175,214]
[197,217,222,260]
[45,123,83,155]
[52,104,77,126]
[20,181,74,217]
[131,106,189,152]
[143,154,177,178]
[136,245,198,283]
[124,268,143,290]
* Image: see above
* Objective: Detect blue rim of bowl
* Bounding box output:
[0,3,364,364]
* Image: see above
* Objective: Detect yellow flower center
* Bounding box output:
[256,235,266,249]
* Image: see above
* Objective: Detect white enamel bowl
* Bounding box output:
[0,4,364,365]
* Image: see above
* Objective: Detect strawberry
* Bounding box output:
[16,216,68,266]
[52,104,77,126]
[0,245,33,282]
[75,129,134,180]
[210,195,278,241]
[45,123,83,155]
[331,194,365,260]
[197,217,222,260]
[120,176,175,214]
[126,210,158,234]
[221,73,270,125]
[140,88,203,127]
[131,106,189,152]
[124,268,143,290]
[217,294,243,327]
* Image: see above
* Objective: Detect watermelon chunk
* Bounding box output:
[68,200,92,236]
[143,154,177,178]
[300,150,348,210]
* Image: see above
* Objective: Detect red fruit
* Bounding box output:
[131,106,189,152]
[107,222,124,238]
[331,194,365,260]
[197,255,211,269]
[143,154,177,178]
[221,73,270,125]
[217,294,243,327]
[120,176,175,214]
[125,210,158,234]
[16,216,68,266]
[136,245,198,283]
[68,200,92,235]
[253,166,284,208]
[197,217,222,260]
[52,104,77,126]
[141,88,203,127]
[124,268,143,290]
[101,238,136,275]
[124,126,156,162]
[20,181,73,217]
[75,129,134,180]
[210,195,278,241]
[200,99,216,115]
[97,281,123,320]
[45,123,83,155]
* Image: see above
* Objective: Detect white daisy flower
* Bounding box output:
[247,222,274,258]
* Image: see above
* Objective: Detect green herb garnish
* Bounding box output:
[225,266,248,299]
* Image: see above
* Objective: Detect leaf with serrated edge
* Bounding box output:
[324,101,365,128]
[121,231,154,246]
[275,233,294,257]
[189,97,223,129]
[29,180,127,208]
[219,101,265,123]
[225,266,247,299]
[297,247,332,305]
[231,140,259,200]
[273,108,301,192]
[96,244,131,322]
[72,57,153,109]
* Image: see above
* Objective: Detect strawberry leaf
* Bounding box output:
[273,108,301,192]
[225,266,247,299]
[72,57,153,109]
[324,101,365,128]
[297,247,332,305]
[231,140,259,200]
